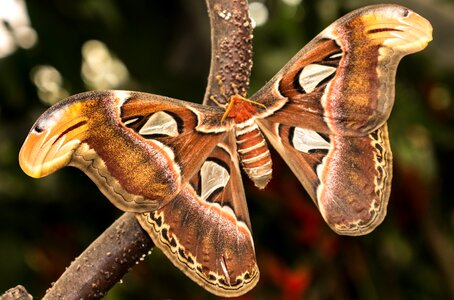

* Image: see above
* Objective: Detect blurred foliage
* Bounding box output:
[0,0,453,299]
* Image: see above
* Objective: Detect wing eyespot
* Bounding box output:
[402,8,410,17]
[33,125,44,133]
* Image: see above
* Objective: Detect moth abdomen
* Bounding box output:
[235,120,272,189]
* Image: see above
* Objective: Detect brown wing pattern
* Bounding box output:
[19,90,229,213]
[251,4,430,235]
[258,118,392,235]
[17,4,433,297]
[137,132,258,297]
[253,4,432,136]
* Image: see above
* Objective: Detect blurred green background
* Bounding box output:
[0,0,453,299]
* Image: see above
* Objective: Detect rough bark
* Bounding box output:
[43,213,153,299]
[204,0,253,104]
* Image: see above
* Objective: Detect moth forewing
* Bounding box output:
[251,4,432,137]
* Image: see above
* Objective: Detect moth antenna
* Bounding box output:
[210,95,227,108]
[220,99,235,124]
[221,95,267,124]
[233,95,267,110]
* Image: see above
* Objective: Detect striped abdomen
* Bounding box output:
[235,120,272,189]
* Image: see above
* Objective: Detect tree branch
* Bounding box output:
[204,0,253,104]
[0,286,32,300]
[43,213,153,299]
[34,0,254,299]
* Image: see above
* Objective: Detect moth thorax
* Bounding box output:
[235,120,272,189]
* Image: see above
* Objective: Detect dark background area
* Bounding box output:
[0,0,453,299]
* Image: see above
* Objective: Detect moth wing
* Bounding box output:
[19,90,229,213]
[252,4,431,136]
[257,118,392,235]
[137,131,258,297]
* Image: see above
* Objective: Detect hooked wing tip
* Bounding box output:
[19,101,89,178]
